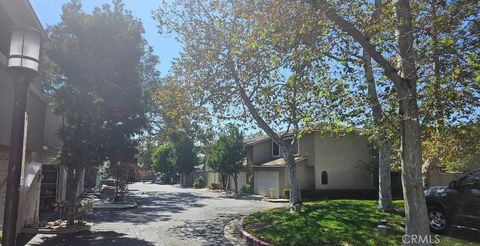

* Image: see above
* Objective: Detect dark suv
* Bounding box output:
[424,168,480,233]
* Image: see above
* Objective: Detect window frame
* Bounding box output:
[272,141,280,157]
[271,138,300,158]
[321,171,328,185]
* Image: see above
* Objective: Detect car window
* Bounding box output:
[458,170,480,189]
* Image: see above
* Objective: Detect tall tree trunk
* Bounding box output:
[65,167,81,225]
[284,147,301,211]
[378,140,393,211]
[233,173,238,194]
[363,51,394,212]
[228,56,302,210]
[395,0,430,239]
[311,0,430,239]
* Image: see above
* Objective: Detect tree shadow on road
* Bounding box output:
[91,190,211,224]
[27,231,155,246]
[168,213,240,246]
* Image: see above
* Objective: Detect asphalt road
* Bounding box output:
[26,183,283,246]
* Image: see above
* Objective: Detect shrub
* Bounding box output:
[193,178,205,189]
[283,189,290,199]
[241,184,253,194]
[209,182,222,190]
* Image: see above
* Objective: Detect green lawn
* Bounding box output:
[243,200,479,246]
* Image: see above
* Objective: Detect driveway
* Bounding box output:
[27,183,283,246]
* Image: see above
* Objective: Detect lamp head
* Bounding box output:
[7,28,41,73]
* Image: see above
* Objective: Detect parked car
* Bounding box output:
[424,168,480,233]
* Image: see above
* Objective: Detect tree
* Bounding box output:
[43,0,152,223]
[363,53,394,212]
[207,125,246,193]
[310,0,430,238]
[136,138,155,176]
[155,0,333,211]
[415,0,480,178]
[151,142,177,182]
[171,131,198,179]
[150,132,198,184]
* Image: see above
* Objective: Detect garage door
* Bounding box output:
[254,170,279,198]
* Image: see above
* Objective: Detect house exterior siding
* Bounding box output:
[246,130,374,198]
[252,139,271,164]
[298,134,315,166]
[313,133,372,190]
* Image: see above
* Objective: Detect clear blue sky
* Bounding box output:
[30,0,181,76]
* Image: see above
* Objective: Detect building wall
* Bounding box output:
[299,134,315,166]
[206,171,221,187]
[43,109,62,149]
[26,92,47,152]
[314,133,372,190]
[294,160,315,190]
[430,171,462,187]
[252,140,272,164]
[228,171,247,192]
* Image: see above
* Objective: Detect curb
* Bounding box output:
[223,218,245,246]
[92,193,138,211]
[237,217,272,246]
[262,198,289,203]
[22,224,92,235]
[92,203,138,210]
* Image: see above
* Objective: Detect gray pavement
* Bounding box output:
[26,183,283,246]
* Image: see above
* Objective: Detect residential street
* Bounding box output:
[26,183,283,246]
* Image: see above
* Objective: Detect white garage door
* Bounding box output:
[254,170,279,198]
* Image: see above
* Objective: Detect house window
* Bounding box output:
[272,141,280,157]
[321,171,328,185]
[272,138,299,157]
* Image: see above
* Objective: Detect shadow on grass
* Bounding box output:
[26,231,154,246]
[245,200,480,246]
[244,200,405,245]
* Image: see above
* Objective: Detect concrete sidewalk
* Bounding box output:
[82,192,138,210]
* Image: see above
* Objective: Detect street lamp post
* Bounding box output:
[2,28,41,246]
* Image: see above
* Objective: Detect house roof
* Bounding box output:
[244,131,295,146]
[0,0,48,40]
[243,126,365,146]
[243,134,270,146]
[251,156,307,168]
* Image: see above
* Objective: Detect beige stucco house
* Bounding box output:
[245,131,374,198]
[205,161,248,191]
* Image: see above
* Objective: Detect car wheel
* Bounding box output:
[428,206,448,234]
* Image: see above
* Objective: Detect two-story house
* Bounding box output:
[245,130,374,198]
